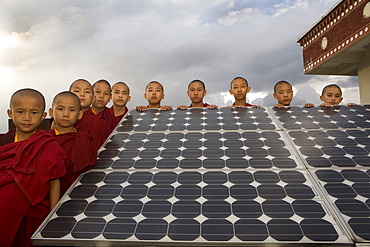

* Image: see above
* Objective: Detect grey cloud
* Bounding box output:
[0,0,358,133]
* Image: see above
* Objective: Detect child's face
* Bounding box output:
[320,87,343,105]
[145,82,164,105]
[93,82,111,109]
[112,84,131,107]
[273,83,293,106]
[229,78,250,100]
[187,82,206,104]
[7,96,46,135]
[70,80,93,109]
[49,96,82,130]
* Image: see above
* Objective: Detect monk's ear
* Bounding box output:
[41,112,47,121]
[273,93,277,99]
[48,108,54,118]
[320,95,324,102]
[229,89,233,95]
[204,90,207,96]
[246,87,251,93]
[7,109,13,119]
[127,96,131,102]
[144,93,148,100]
[77,110,83,120]
[161,93,165,100]
[339,97,343,104]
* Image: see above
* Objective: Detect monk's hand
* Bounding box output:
[347,102,356,106]
[273,104,285,108]
[177,105,188,110]
[207,104,218,109]
[136,106,148,112]
[304,103,314,108]
[160,105,173,111]
[319,103,332,107]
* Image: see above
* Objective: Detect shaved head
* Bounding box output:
[322,84,342,96]
[146,81,164,93]
[10,88,46,111]
[231,77,248,88]
[93,79,112,93]
[69,79,92,91]
[52,91,81,111]
[188,79,206,90]
[113,81,130,95]
[274,80,292,93]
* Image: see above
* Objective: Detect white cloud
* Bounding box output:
[218,8,259,26]
[1,0,358,133]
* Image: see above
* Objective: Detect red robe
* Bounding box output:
[0,129,15,146]
[74,108,109,153]
[47,129,97,195]
[0,130,66,247]
[232,102,256,107]
[104,106,128,132]
[189,103,210,107]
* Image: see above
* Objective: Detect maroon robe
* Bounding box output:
[47,129,97,195]
[232,102,256,107]
[74,108,109,153]
[189,103,210,107]
[104,106,128,132]
[0,129,15,146]
[0,130,66,247]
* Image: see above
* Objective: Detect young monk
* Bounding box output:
[0,88,66,247]
[105,81,131,131]
[273,80,293,108]
[92,79,112,114]
[229,77,259,107]
[92,79,123,133]
[320,84,356,107]
[136,81,172,111]
[177,79,218,110]
[304,84,356,107]
[69,79,109,153]
[48,91,96,195]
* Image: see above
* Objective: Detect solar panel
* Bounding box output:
[273,105,370,130]
[32,106,370,246]
[315,169,370,241]
[288,129,370,169]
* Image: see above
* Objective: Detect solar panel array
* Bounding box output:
[32,106,370,246]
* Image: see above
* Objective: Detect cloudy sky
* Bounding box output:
[0,0,359,133]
